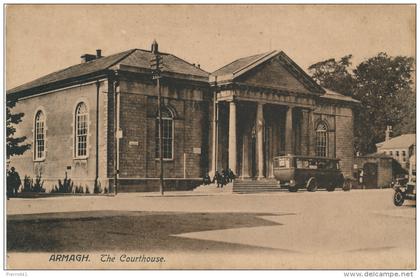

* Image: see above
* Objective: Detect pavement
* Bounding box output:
[5,188,416,269]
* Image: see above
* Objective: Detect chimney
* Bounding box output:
[81,53,97,63]
[385,125,393,141]
[96,49,102,58]
[151,40,159,54]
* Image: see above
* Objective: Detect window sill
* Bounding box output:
[74,156,89,160]
[155,158,174,162]
[33,158,46,162]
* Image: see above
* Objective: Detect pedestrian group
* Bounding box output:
[202,168,236,188]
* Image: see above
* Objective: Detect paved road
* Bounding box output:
[6,189,416,269]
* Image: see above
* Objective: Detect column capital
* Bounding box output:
[227,97,237,103]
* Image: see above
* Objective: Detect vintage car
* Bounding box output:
[393,154,416,206]
[273,155,350,192]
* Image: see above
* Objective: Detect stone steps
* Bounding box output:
[193,183,233,193]
[193,179,285,194]
[233,179,282,194]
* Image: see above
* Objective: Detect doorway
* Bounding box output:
[363,162,378,188]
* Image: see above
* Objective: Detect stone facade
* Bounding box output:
[10,80,109,192]
[7,47,359,192]
[115,75,210,191]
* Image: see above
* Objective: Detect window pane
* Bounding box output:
[156,107,173,159]
[75,103,88,157]
[35,111,45,159]
[315,122,328,157]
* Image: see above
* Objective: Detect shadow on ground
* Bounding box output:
[7,211,291,253]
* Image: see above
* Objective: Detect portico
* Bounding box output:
[210,84,317,179]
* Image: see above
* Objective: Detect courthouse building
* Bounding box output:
[7,43,359,192]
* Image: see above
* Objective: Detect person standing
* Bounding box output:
[8,167,21,197]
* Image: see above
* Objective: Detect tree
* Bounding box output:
[6,97,31,159]
[353,53,415,153]
[308,54,356,96]
[308,52,415,154]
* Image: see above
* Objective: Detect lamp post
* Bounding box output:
[150,40,164,196]
[113,74,120,195]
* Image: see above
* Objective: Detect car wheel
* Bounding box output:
[288,186,298,192]
[326,184,335,192]
[342,179,352,191]
[306,178,318,192]
[393,191,405,206]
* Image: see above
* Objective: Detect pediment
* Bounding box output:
[235,56,315,94]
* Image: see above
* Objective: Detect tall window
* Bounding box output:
[34,111,46,160]
[315,121,328,157]
[155,106,174,159]
[75,102,88,158]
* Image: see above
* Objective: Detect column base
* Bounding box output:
[257,175,265,180]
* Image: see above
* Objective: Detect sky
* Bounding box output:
[5,4,415,90]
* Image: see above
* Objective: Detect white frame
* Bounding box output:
[155,106,174,161]
[315,121,328,157]
[33,108,47,161]
[73,100,90,159]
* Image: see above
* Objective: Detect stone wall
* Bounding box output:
[115,75,210,191]
[314,104,354,177]
[9,80,109,192]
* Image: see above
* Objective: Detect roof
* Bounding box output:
[321,88,360,104]
[211,51,274,76]
[118,49,209,79]
[357,152,392,159]
[210,50,325,94]
[376,134,416,149]
[7,49,135,95]
[7,48,209,95]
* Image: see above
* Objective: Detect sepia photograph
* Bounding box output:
[3,3,416,272]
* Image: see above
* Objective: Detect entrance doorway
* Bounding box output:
[363,162,378,188]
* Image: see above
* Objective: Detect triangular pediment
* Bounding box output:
[236,54,321,94]
[211,51,324,95]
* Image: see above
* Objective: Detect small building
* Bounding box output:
[376,130,416,170]
[354,153,393,188]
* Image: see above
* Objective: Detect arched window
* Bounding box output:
[34,110,46,160]
[315,121,328,157]
[75,102,89,158]
[155,106,174,159]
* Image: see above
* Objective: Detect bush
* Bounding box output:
[22,176,31,192]
[74,185,84,194]
[51,175,74,193]
[22,175,46,193]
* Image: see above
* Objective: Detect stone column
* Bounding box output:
[228,101,237,174]
[256,102,264,179]
[210,101,218,177]
[308,109,315,156]
[241,131,250,178]
[285,106,293,155]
